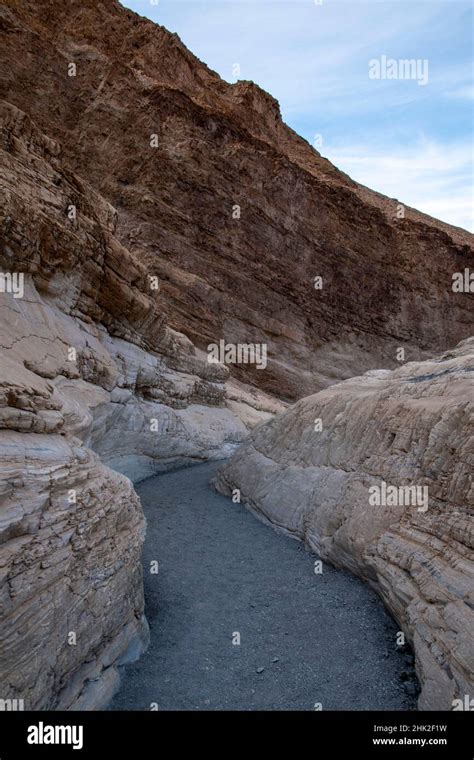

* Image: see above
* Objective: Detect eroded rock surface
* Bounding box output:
[0,100,281,709]
[0,408,149,710]
[0,99,282,475]
[1,0,473,400]
[214,340,474,709]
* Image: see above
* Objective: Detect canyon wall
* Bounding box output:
[0,0,472,711]
[0,99,280,709]
[1,0,473,401]
[214,340,474,710]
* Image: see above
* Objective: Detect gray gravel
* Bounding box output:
[110,461,418,711]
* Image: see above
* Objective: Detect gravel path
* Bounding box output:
[110,462,418,711]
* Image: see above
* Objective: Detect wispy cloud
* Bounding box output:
[326,138,473,231]
[448,84,474,100]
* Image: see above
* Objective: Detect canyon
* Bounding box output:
[0,0,472,711]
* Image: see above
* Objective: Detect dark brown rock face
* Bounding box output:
[1,0,472,401]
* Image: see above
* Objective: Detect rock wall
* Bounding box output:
[1,0,473,401]
[0,381,149,709]
[0,99,282,478]
[213,340,474,710]
[0,100,281,709]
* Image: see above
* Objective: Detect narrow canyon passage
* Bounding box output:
[110,462,417,711]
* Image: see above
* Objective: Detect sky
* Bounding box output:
[121,0,473,232]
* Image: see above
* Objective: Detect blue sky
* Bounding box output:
[121,0,473,231]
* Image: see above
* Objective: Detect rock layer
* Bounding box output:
[0,99,281,709]
[0,411,149,710]
[213,340,474,710]
[0,99,282,478]
[1,0,473,400]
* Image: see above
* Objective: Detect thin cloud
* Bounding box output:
[326,139,473,231]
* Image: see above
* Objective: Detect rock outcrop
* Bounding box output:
[0,374,149,710]
[214,340,474,710]
[0,99,281,709]
[0,99,281,477]
[1,0,473,401]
